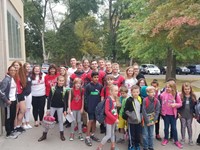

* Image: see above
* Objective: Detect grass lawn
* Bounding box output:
[145,78,200,92]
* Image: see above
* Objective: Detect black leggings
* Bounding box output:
[32,95,46,122]
[5,101,17,136]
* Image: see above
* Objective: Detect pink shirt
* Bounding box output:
[160,91,182,118]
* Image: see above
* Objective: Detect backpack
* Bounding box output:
[195,99,200,123]
[145,97,158,108]
[95,97,113,124]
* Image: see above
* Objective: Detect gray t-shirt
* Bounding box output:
[180,97,193,119]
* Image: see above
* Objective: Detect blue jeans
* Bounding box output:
[142,124,154,149]
[163,115,178,142]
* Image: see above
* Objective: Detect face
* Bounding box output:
[106,62,112,72]
[184,86,191,95]
[91,61,98,70]
[165,84,172,93]
[60,68,66,76]
[75,81,81,89]
[26,64,31,73]
[14,62,20,71]
[77,64,83,71]
[92,75,99,83]
[70,58,76,67]
[139,80,145,87]
[112,65,119,73]
[50,68,56,75]
[120,91,127,98]
[131,89,140,99]
[83,60,90,68]
[98,60,105,68]
[34,66,41,75]
[133,65,139,75]
[147,90,155,97]
[127,68,134,77]
[151,83,158,90]
[8,66,16,77]
[111,86,119,97]
[106,78,114,86]
[57,77,65,86]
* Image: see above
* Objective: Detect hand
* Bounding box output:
[115,119,119,124]
[67,108,71,114]
[46,110,50,116]
[6,100,11,105]
[80,108,83,114]
[171,103,176,108]
[63,111,67,116]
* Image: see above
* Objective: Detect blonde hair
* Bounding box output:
[166,82,177,97]
[146,86,155,93]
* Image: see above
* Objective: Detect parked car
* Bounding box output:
[41,63,49,74]
[187,65,200,74]
[176,66,190,75]
[140,64,160,75]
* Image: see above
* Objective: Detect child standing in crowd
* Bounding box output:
[123,85,142,150]
[85,72,103,146]
[160,81,183,149]
[151,79,162,141]
[22,63,32,129]
[38,76,68,142]
[68,78,84,141]
[31,65,46,127]
[96,85,119,150]
[112,63,125,89]
[142,86,160,150]
[178,82,197,145]
[0,66,18,139]
[117,86,129,143]
[124,66,137,97]
[59,66,69,87]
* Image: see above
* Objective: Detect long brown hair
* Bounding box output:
[166,82,177,97]
[180,82,196,102]
[31,65,43,80]
[11,61,27,88]
[125,66,134,79]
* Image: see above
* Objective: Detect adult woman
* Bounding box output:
[31,65,46,127]
[11,61,27,133]
[22,63,32,129]
[0,66,18,138]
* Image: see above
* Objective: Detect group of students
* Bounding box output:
[0,58,200,150]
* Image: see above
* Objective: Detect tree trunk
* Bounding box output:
[165,47,173,81]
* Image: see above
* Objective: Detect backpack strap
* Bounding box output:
[51,86,56,98]
[145,97,157,108]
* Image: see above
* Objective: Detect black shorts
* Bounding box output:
[17,94,25,102]
[88,113,96,121]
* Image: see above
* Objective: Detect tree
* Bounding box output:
[118,0,200,80]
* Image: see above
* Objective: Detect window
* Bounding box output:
[7,11,22,58]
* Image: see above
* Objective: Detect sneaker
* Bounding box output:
[82,126,87,133]
[69,133,74,141]
[189,140,194,146]
[23,125,28,130]
[90,135,100,142]
[27,124,32,129]
[156,134,162,141]
[116,138,125,143]
[78,133,84,141]
[17,127,26,132]
[6,133,18,139]
[162,139,169,146]
[180,139,185,144]
[85,138,92,146]
[175,141,183,149]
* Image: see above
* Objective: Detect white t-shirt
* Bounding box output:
[68,67,77,76]
[125,78,138,96]
[31,73,46,97]
[9,78,17,101]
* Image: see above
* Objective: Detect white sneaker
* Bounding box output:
[27,124,32,129]
[23,125,29,130]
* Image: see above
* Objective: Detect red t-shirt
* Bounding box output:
[45,74,59,96]
[100,86,110,99]
[113,74,125,88]
[16,78,23,94]
[71,88,84,110]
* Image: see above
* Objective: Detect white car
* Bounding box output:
[140,64,160,75]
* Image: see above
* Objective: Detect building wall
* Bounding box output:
[0,0,25,135]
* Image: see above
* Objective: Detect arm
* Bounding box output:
[173,94,182,108]
[154,99,161,122]
[68,89,72,113]
[0,78,9,103]
[122,97,131,120]
[81,91,84,113]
